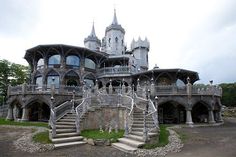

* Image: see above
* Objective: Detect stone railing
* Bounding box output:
[97,66,135,76]
[8,84,83,96]
[137,84,222,97]
[49,101,73,138]
[75,97,91,134]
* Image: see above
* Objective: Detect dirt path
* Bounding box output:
[1,118,236,157]
[167,118,236,157]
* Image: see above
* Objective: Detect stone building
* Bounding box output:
[5,10,223,151]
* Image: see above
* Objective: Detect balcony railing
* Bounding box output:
[137,85,222,97]
[97,66,135,76]
[8,84,83,96]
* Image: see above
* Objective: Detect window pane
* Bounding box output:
[48,55,61,66]
[37,59,44,69]
[85,58,95,69]
[47,76,59,88]
[36,77,42,87]
[66,55,80,67]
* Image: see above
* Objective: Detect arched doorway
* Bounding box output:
[192,102,209,123]
[28,102,50,122]
[64,70,80,86]
[105,80,128,94]
[158,101,186,124]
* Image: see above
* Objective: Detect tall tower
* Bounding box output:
[131,37,150,71]
[84,23,101,51]
[102,9,126,55]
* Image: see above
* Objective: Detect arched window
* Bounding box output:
[47,70,60,88]
[115,37,118,43]
[48,55,61,68]
[37,58,44,70]
[85,58,96,69]
[35,76,42,87]
[66,55,80,69]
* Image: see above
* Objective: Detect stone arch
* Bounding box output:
[192,101,210,123]
[9,98,23,120]
[155,72,173,85]
[138,74,151,86]
[83,73,96,87]
[63,70,80,86]
[158,100,186,124]
[25,96,51,122]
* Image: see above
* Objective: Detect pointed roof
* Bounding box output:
[90,22,96,37]
[106,9,125,34]
[112,9,118,25]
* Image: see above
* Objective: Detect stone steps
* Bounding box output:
[54,141,86,149]
[51,111,86,149]
[112,143,137,153]
[118,137,144,147]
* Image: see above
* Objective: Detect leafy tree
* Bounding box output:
[220,83,236,107]
[0,59,29,104]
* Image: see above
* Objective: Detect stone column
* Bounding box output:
[6,106,13,120]
[186,109,193,125]
[21,107,29,121]
[208,110,216,124]
[217,110,223,122]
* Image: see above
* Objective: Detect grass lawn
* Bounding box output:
[33,130,52,144]
[141,125,169,149]
[81,129,124,143]
[0,118,48,128]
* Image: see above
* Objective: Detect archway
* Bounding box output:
[105,80,128,94]
[158,101,186,124]
[28,102,50,122]
[192,102,209,123]
[64,70,80,86]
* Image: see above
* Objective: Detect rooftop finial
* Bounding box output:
[112,8,118,25]
[90,21,96,37]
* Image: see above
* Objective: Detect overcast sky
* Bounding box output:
[0,0,235,84]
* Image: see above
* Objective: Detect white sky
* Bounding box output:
[0,0,236,84]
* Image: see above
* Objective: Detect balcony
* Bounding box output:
[97,66,135,77]
[8,84,83,96]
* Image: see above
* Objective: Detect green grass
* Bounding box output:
[141,125,169,149]
[81,129,124,143]
[0,118,48,128]
[33,130,52,144]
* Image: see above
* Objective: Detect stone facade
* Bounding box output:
[4,10,223,127]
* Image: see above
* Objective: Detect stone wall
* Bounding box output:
[81,106,126,131]
[0,104,8,118]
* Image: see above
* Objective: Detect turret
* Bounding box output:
[103,9,126,55]
[131,37,150,71]
[84,22,101,51]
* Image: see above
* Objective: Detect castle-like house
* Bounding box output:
[5,10,223,151]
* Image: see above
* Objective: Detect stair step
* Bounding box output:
[56,125,76,129]
[55,132,80,138]
[131,131,158,137]
[118,137,144,147]
[125,134,144,142]
[52,136,83,144]
[56,128,76,133]
[62,116,76,119]
[132,128,143,132]
[54,141,86,149]
[112,143,137,153]
[59,119,76,122]
[56,122,75,125]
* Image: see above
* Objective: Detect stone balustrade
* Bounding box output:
[97,66,135,76]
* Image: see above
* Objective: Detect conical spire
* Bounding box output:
[112,9,118,25]
[90,21,96,37]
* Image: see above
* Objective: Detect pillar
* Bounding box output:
[217,111,223,122]
[208,110,216,124]
[21,107,29,121]
[6,106,13,120]
[186,110,193,125]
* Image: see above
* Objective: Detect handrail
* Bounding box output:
[49,108,56,139]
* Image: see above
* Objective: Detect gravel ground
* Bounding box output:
[1,118,236,157]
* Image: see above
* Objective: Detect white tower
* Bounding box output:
[131,37,150,71]
[84,23,101,51]
[102,9,126,55]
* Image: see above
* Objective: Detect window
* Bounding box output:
[36,76,42,87]
[66,55,80,68]
[115,37,118,43]
[47,76,60,88]
[84,79,95,87]
[48,55,61,67]
[37,59,44,69]
[85,58,96,69]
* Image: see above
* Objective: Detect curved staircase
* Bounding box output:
[51,111,86,149]
[112,107,158,153]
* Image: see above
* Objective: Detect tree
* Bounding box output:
[220,83,236,107]
[0,59,29,104]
